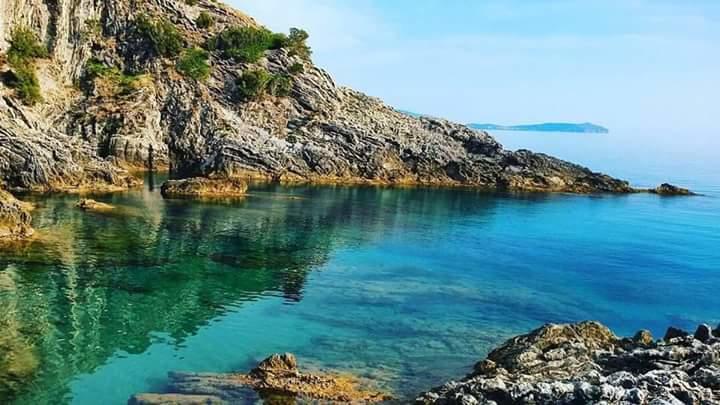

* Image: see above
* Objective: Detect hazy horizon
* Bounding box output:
[232,0,719,133]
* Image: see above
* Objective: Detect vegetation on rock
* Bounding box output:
[288,62,304,75]
[84,58,149,96]
[236,69,292,100]
[195,11,214,29]
[176,47,211,81]
[134,15,184,58]
[207,26,280,62]
[207,25,311,63]
[284,28,312,60]
[5,27,47,105]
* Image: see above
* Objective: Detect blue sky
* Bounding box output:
[231,0,719,131]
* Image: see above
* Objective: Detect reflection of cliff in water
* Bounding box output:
[0,180,499,404]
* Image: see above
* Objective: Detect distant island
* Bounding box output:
[397,110,609,134]
[467,122,609,133]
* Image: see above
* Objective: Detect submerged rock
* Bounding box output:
[130,353,391,404]
[76,199,115,211]
[160,178,249,198]
[0,189,34,240]
[417,321,720,404]
[650,183,695,196]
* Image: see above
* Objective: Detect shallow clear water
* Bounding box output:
[1,130,719,404]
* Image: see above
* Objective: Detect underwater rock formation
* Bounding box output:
[129,353,391,404]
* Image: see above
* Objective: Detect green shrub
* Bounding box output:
[207,26,312,63]
[7,27,48,64]
[134,15,184,57]
[286,28,311,60]
[236,69,293,100]
[196,12,214,29]
[176,47,211,81]
[288,62,304,75]
[8,63,42,105]
[208,26,276,62]
[6,27,46,105]
[236,68,272,100]
[83,58,147,95]
[268,74,292,97]
[184,0,198,5]
[82,19,103,41]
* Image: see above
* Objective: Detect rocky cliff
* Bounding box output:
[0,0,635,197]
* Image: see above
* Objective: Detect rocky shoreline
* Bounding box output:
[416,321,720,404]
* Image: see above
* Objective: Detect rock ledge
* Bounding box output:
[417,321,720,404]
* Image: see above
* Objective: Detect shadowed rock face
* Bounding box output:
[416,321,720,404]
[0,189,33,240]
[1,0,634,194]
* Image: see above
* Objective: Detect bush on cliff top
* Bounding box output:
[208,26,311,63]
[176,48,211,81]
[207,26,280,63]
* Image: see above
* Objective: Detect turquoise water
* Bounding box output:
[1,130,719,404]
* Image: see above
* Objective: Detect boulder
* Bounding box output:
[694,324,713,342]
[633,329,655,346]
[76,199,115,212]
[0,189,34,240]
[664,326,689,341]
[160,178,248,199]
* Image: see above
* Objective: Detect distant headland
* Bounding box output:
[468,122,609,133]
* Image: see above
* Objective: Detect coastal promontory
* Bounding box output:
[0,0,635,198]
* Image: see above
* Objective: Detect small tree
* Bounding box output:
[286,28,311,60]
[176,47,211,81]
[196,12,214,29]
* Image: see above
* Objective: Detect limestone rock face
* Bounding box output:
[0,188,33,240]
[1,0,638,193]
[416,322,720,404]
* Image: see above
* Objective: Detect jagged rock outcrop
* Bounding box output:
[0,188,33,240]
[0,0,641,194]
[416,321,720,404]
[129,353,391,404]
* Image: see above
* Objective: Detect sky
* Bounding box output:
[230,0,719,132]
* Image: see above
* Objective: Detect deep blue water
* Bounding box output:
[0,129,718,404]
